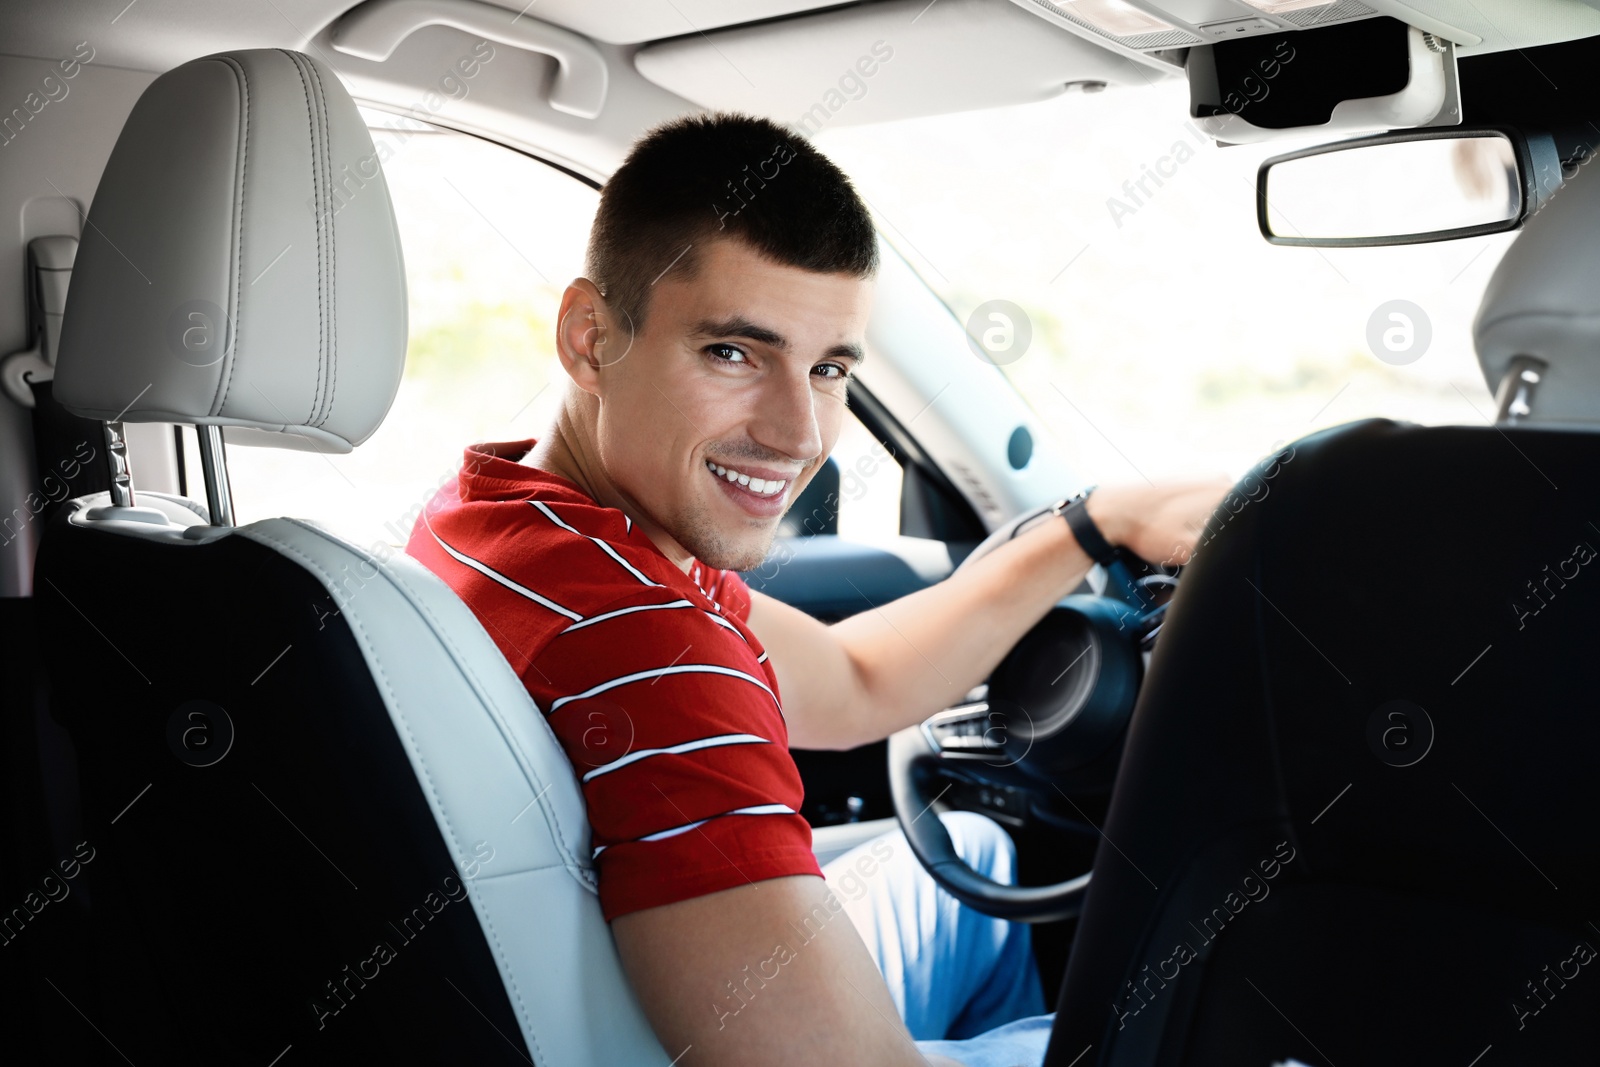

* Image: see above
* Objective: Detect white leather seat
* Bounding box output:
[38,48,668,1065]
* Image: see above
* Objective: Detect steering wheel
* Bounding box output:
[887,502,1174,923]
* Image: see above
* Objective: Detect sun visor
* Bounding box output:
[634,0,1164,132]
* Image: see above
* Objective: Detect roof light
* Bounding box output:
[1058,0,1176,38]
[1237,0,1338,13]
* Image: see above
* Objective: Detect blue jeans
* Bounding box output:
[820,811,1057,1067]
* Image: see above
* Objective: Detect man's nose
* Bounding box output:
[750,371,822,463]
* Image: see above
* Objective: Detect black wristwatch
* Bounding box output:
[1053,486,1120,567]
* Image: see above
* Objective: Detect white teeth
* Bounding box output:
[705,460,788,496]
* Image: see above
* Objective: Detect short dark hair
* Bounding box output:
[585,113,878,331]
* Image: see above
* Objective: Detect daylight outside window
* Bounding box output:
[818,79,1509,485]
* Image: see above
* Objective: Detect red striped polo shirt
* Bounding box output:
[404,438,820,920]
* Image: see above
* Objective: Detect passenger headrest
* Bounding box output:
[55,49,406,452]
[1473,158,1600,428]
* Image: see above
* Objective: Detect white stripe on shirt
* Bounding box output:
[581,733,771,783]
[702,610,750,643]
[559,599,695,635]
[424,512,582,621]
[529,500,659,587]
[549,663,777,713]
[592,803,797,858]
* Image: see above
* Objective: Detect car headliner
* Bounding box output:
[1,0,1597,180]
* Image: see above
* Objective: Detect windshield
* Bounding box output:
[817,79,1511,481]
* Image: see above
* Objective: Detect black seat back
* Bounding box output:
[1047,418,1600,1065]
[34,504,529,1065]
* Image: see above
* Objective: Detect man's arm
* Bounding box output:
[750,480,1227,751]
[613,875,964,1067]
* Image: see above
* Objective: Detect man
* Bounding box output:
[406,114,1225,1066]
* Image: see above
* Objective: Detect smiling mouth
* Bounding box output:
[705,459,790,497]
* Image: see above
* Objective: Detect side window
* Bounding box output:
[809,409,903,542]
[208,114,599,549]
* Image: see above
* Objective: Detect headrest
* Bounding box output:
[1473,157,1600,428]
[55,49,406,452]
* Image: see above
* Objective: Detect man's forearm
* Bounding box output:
[820,500,1109,749]
[758,482,1222,751]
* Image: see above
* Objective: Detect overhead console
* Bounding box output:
[1003,0,1600,141]
[1012,1,1462,142]
[1188,15,1458,142]
[1010,0,1386,56]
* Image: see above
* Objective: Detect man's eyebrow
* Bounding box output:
[692,316,786,349]
[692,316,866,365]
[825,342,865,365]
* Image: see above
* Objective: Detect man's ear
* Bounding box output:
[556,279,632,395]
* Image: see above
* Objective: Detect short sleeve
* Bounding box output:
[527,587,819,921]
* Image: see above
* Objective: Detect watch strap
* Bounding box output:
[1059,489,1119,567]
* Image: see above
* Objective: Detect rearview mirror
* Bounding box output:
[1258,128,1561,247]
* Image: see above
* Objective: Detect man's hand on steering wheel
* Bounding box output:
[1087,476,1235,567]
[880,474,1235,921]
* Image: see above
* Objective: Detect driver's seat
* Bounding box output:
[1045,163,1600,1062]
[32,49,667,1065]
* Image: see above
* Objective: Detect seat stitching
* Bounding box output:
[281,50,326,428]
[144,490,209,522]
[306,59,338,429]
[469,909,547,1065]
[469,862,599,883]
[299,50,331,428]
[213,56,250,415]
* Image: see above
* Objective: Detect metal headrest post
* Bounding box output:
[101,421,134,508]
[1493,354,1547,425]
[196,425,235,527]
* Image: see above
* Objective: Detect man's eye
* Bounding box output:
[813,362,851,381]
[706,343,747,364]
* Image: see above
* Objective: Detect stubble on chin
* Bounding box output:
[672,496,777,573]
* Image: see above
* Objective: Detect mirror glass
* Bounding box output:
[1261,133,1521,245]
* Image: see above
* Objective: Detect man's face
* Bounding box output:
[591,239,873,572]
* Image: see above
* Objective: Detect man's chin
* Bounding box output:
[676,522,776,574]
[694,541,772,574]
[661,496,782,574]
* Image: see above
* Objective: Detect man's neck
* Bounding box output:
[526,408,696,574]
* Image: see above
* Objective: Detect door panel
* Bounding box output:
[742,533,957,622]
